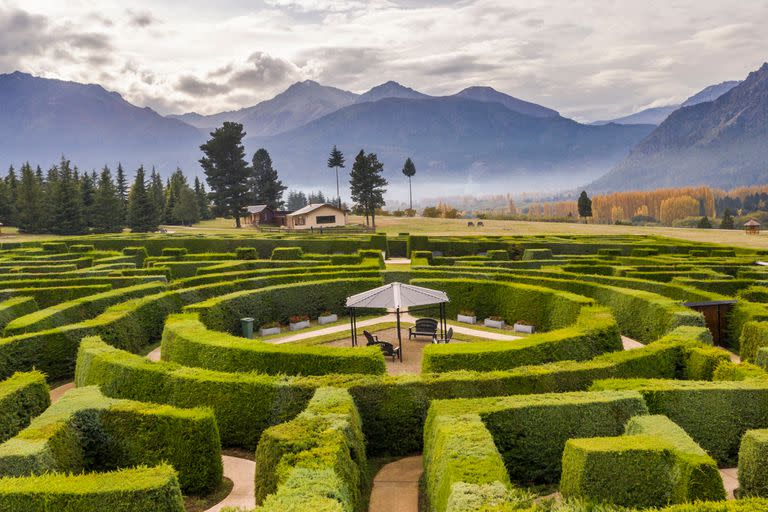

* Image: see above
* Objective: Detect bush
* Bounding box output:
[522,248,553,260]
[561,415,724,507]
[739,429,768,497]
[235,247,258,260]
[254,388,368,511]
[590,378,768,466]
[162,313,385,376]
[739,321,768,362]
[0,371,50,444]
[0,464,184,511]
[271,247,303,260]
[422,306,622,373]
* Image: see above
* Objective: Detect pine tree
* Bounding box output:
[721,209,735,229]
[80,170,96,229]
[350,150,388,229]
[165,169,189,224]
[327,145,345,208]
[199,122,253,228]
[115,163,128,222]
[251,148,286,209]
[286,190,308,211]
[194,177,212,220]
[127,166,158,232]
[92,167,123,233]
[173,186,200,226]
[15,163,45,233]
[401,157,416,212]
[148,168,166,228]
[308,191,327,204]
[698,216,712,229]
[49,159,86,235]
[577,190,593,222]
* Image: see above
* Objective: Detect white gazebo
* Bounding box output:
[345,282,450,361]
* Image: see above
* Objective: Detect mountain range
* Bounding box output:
[0,65,765,194]
[590,64,768,191]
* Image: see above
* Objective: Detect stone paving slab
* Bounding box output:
[369,455,423,512]
[205,455,256,512]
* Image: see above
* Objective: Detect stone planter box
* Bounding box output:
[484,318,505,329]
[259,326,281,337]
[457,314,476,325]
[514,323,535,334]
[289,320,311,331]
[318,314,338,325]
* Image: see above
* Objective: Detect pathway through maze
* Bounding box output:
[0,233,766,511]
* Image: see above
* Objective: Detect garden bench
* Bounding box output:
[433,327,453,344]
[363,330,400,361]
[409,318,438,340]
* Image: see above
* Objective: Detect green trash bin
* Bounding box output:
[241,317,254,339]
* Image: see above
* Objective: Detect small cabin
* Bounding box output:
[286,203,347,230]
[245,205,289,227]
[745,218,760,235]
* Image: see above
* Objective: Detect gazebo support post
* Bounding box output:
[396,307,403,362]
[349,307,357,347]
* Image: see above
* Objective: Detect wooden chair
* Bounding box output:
[363,330,401,361]
[409,318,438,340]
[433,327,454,344]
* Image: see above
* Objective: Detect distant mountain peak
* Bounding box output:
[356,81,430,103]
[454,86,559,118]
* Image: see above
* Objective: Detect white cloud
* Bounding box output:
[1,0,766,120]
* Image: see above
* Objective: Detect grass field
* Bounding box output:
[3,215,768,250]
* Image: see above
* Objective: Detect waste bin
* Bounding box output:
[241,317,254,339]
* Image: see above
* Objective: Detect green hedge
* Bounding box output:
[422,306,621,373]
[254,388,368,512]
[235,247,258,260]
[739,429,768,497]
[161,247,188,259]
[561,415,724,507]
[590,378,768,466]
[0,372,50,444]
[68,244,94,253]
[0,297,37,332]
[0,464,184,511]
[271,246,304,260]
[739,321,768,362]
[0,284,112,308]
[522,248,553,260]
[162,313,385,376]
[0,385,221,495]
[4,282,166,336]
[185,277,383,334]
[41,242,67,252]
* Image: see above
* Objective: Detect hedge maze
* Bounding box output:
[1,232,768,510]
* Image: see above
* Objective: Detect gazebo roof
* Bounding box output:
[745,219,760,227]
[345,282,449,310]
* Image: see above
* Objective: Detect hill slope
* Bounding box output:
[454,86,560,118]
[590,64,768,191]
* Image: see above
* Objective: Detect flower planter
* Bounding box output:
[318,314,338,325]
[289,320,311,331]
[514,323,535,334]
[484,318,505,329]
[457,314,476,325]
[259,327,281,337]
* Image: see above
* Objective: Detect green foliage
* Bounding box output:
[0,297,37,331]
[127,166,158,233]
[254,388,368,512]
[251,148,287,210]
[161,247,188,259]
[0,371,50,444]
[739,429,768,497]
[236,247,258,260]
[350,150,387,229]
[522,248,552,260]
[41,242,67,252]
[561,415,724,507]
[487,250,510,261]
[0,284,111,308]
[271,246,304,260]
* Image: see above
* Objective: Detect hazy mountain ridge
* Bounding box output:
[589,63,768,191]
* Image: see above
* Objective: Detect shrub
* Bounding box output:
[739,429,768,497]
[254,388,368,511]
[235,247,259,260]
[0,464,184,511]
[161,313,385,376]
[0,371,50,444]
[522,248,553,260]
[422,306,622,373]
[561,415,724,507]
[739,321,768,362]
[271,247,304,260]
[590,378,768,466]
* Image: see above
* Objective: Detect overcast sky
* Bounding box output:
[1,0,766,121]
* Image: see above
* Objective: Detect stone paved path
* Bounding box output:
[369,455,423,512]
[50,382,75,403]
[147,346,161,361]
[621,336,644,350]
[204,455,256,512]
[720,467,739,499]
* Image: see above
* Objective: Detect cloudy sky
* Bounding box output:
[1,0,766,121]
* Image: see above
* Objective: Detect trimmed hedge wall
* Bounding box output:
[561,414,724,507]
[590,378,768,466]
[271,246,304,260]
[0,385,221,495]
[254,387,369,512]
[522,248,553,260]
[739,429,768,497]
[422,306,622,373]
[0,284,112,308]
[162,313,385,375]
[0,297,37,332]
[0,371,50,444]
[0,464,185,511]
